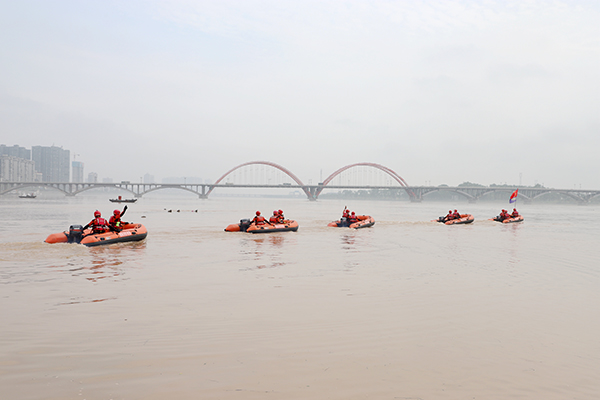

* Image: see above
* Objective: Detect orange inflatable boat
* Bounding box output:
[45,223,147,246]
[491,215,524,223]
[225,219,299,233]
[434,214,475,225]
[328,215,375,229]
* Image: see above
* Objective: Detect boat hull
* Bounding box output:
[434,214,474,225]
[225,219,299,233]
[328,215,375,229]
[45,223,147,246]
[491,216,524,223]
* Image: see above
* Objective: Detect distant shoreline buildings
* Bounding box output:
[0,144,72,182]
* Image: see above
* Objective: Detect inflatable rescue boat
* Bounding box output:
[435,214,475,225]
[491,215,524,224]
[225,219,299,233]
[45,223,147,247]
[328,215,375,229]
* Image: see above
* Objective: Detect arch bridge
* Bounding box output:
[2,161,599,203]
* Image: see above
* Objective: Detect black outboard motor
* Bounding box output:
[67,225,84,243]
[239,219,252,232]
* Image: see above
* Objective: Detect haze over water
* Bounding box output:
[1,194,599,399]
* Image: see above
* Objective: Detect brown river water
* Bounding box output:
[1,194,599,400]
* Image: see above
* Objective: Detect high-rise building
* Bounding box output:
[143,173,155,184]
[32,146,70,182]
[0,144,31,160]
[0,155,36,182]
[72,161,84,183]
[87,172,98,183]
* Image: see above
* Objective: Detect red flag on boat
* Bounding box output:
[509,189,518,203]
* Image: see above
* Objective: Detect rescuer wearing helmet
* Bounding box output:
[452,209,461,220]
[348,211,358,224]
[444,210,454,222]
[251,211,267,225]
[277,209,285,223]
[511,208,520,218]
[269,210,279,223]
[109,205,128,232]
[83,210,109,234]
[342,209,350,219]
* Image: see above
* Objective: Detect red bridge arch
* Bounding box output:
[207,161,311,198]
[316,162,416,200]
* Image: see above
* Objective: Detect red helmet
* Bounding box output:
[114,210,121,216]
[94,210,101,218]
[351,211,355,215]
[454,209,458,212]
[449,210,452,213]
[273,210,278,215]
[256,211,261,216]
[278,209,283,214]
[513,208,517,211]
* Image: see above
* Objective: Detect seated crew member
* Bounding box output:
[452,209,461,220]
[252,211,268,225]
[500,209,509,220]
[269,210,279,223]
[277,209,285,223]
[341,209,350,222]
[109,206,128,231]
[511,208,520,218]
[83,210,109,234]
[443,210,454,221]
[348,211,358,224]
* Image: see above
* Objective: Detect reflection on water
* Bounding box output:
[240,234,289,270]
[47,241,147,282]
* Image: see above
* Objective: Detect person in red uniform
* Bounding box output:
[277,209,285,223]
[269,210,279,223]
[252,211,268,225]
[108,205,128,231]
[500,209,510,220]
[452,209,461,220]
[511,208,520,218]
[83,210,109,234]
[348,211,358,224]
[444,210,454,221]
[341,209,350,220]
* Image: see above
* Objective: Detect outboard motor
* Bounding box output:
[67,225,84,243]
[239,219,252,232]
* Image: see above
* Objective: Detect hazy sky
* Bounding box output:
[1,0,599,188]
